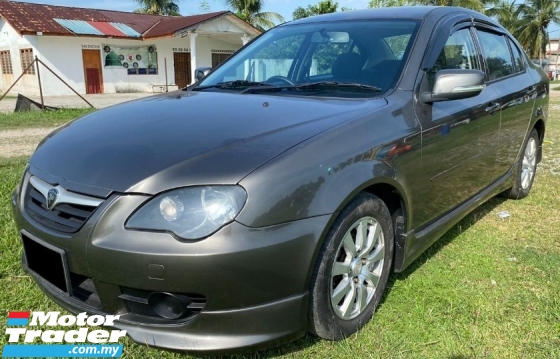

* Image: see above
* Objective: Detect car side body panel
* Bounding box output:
[393,13,548,271]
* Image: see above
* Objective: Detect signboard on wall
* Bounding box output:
[103,44,158,75]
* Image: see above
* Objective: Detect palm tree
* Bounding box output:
[485,0,522,35]
[516,0,560,63]
[224,0,285,30]
[134,0,181,16]
[418,0,489,12]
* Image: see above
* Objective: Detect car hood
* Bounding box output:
[29,91,387,196]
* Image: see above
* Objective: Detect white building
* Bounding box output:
[545,38,560,77]
[0,1,260,96]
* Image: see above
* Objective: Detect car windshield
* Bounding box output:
[194,19,421,98]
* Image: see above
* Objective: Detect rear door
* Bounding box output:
[473,27,537,178]
[412,25,502,228]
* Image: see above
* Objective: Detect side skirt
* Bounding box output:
[393,165,516,273]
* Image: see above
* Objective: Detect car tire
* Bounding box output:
[308,192,394,340]
[502,128,539,200]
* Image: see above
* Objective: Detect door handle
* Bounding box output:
[485,102,500,114]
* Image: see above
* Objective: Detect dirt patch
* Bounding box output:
[0,127,55,158]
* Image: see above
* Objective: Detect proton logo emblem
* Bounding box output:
[47,188,59,210]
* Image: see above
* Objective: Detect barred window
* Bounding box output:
[0,51,13,74]
[20,48,35,75]
[212,53,231,68]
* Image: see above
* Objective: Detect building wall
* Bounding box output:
[546,39,560,75]
[0,19,248,96]
[0,19,38,96]
[194,34,242,71]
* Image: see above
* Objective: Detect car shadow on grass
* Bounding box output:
[387,196,507,283]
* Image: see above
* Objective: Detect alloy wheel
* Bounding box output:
[330,217,385,320]
[521,137,537,190]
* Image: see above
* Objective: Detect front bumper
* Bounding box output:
[11,180,331,353]
[25,266,308,354]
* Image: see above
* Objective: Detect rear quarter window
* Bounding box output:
[508,38,525,73]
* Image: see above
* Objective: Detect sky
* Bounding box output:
[14,0,372,22]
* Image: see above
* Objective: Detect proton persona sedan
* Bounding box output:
[11,6,548,354]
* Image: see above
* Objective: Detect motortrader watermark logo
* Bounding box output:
[2,311,125,358]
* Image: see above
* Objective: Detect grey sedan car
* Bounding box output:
[11,6,548,354]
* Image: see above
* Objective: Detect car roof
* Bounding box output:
[284,6,492,26]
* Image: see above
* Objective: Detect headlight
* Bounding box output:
[126,186,247,240]
[14,164,30,203]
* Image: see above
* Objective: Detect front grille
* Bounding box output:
[24,180,100,233]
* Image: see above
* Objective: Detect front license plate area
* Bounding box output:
[22,233,70,294]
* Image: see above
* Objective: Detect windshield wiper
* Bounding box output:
[241,81,382,94]
[190,80,273,91]
[296,82,382,92]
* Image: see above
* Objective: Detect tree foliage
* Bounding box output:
[516,0,560,60]
[199,1,212,12]
[368,0,415,8]
[292,0,341,20]
[485,0,560,62]
[224,0,285,30]
[485,0,521,35]
[368,0,491,11]
[134,0,181,16]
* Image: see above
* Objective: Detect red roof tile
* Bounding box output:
[87,21,126,37]
[0,1,107,35]
[0,1,256,39]
[97,10,165,35]
[143,11,228,38]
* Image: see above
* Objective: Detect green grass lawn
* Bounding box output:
[0,100,559,358]
[0,108,95,130]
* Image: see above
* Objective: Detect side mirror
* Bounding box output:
[421,69,485,103]
[195,67,212,82]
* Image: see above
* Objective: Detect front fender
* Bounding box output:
[235,102,421,229]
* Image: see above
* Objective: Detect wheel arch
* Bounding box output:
[307,177,411,289]
[533,118,545,163]
[362,182,407,222]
